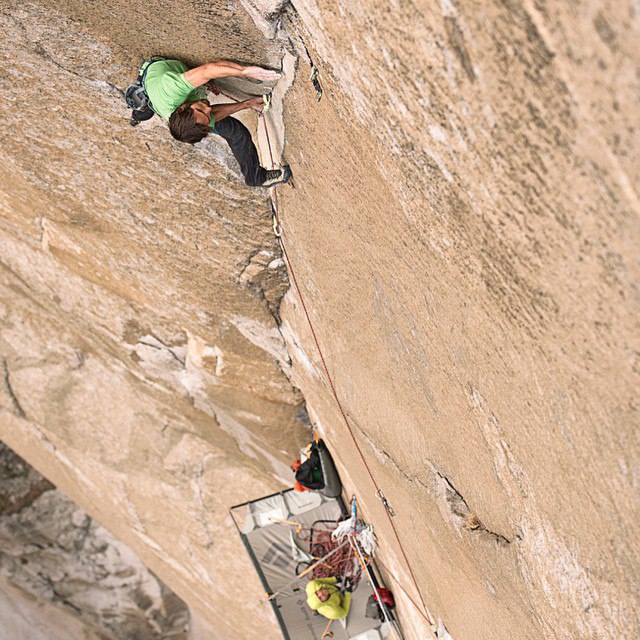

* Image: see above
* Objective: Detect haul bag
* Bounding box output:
[317,439,342,498]
[294,445,324,490]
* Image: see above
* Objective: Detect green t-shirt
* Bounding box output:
[144,59,208,120]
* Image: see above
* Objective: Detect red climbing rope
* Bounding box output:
[296,522,363,588]
[259,110,434,627]
[207,81,434,627]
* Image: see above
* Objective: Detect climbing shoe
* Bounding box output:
[261,165,292,188]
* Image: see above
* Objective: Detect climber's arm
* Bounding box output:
[313,577,338,587]
[332,591,352,619]
[211,97,264,122]
[184,62,280,87]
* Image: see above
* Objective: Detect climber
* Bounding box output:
[305,577,352,620]
[128,58,291,187]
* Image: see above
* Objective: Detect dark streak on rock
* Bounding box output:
[264,0,292,23]
[444,17,476,82]
[593,12,618,52]
[39,572,83,613]
[2,360,26,418]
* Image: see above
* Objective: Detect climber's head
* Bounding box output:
[315,588,330,602]
[168,100,212,143]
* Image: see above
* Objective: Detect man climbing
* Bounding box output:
[140,58,291,187]
[305,577,352,620]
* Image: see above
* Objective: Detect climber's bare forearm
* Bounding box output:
[184,62,281,87]
[211,98,263,122]
[184,62,244,86]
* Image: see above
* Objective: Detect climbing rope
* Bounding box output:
[209,80,435,629]
[259,111,435,628]
[296,520,363,588]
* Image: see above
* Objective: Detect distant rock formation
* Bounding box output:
[0,444,189,639]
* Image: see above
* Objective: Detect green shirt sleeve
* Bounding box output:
[341,591,352,614]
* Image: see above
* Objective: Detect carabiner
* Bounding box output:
[262,93,272,114]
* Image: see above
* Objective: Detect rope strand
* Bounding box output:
[209,80,434,628]
[259,108,434,627]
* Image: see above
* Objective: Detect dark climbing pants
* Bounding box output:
[213,117,266,187]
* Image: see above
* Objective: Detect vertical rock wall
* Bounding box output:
[270,1,640,638]
[0,0,638,639]
[0,0,305,637]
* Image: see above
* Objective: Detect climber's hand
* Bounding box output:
[243,96,265,113]
[242,66,281,82]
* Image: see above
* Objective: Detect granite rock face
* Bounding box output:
[0,0,303,637]
[0,0,638,639]
[274,1,640,638]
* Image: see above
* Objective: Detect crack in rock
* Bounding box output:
[37,572,83,614]
[240,0,293,41]
[347,415,512,547]
[435,470,512,547]
[1,360,26,418]
[137,336,186,367]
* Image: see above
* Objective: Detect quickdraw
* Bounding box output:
[376,490,396,517]
[271,202,282,238]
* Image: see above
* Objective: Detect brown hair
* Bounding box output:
[168,103,210,144]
